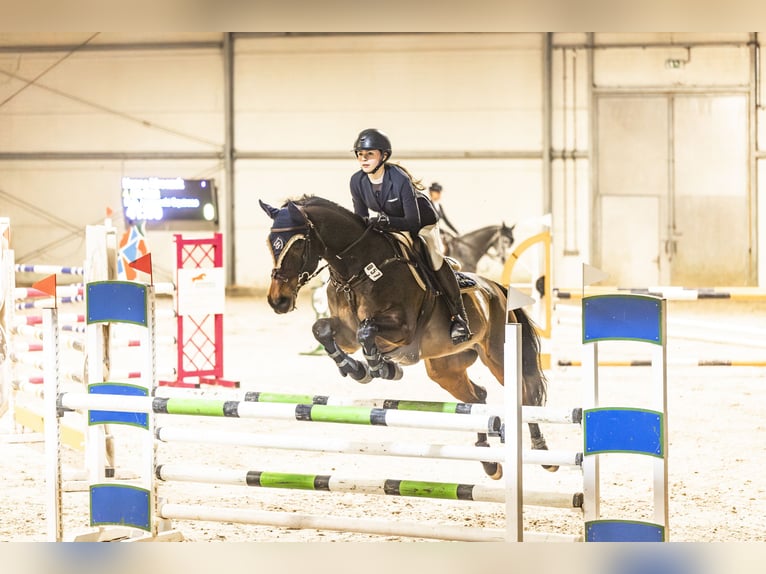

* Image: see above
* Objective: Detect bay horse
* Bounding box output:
[442,223,516,273]
[260,195,554,479]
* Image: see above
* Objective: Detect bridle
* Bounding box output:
[269,208,405,307]
[269,224,327,293]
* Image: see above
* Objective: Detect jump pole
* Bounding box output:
[42,305,63,541]
[554,285,766,301]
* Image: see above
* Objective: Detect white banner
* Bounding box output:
[177,267,225,316]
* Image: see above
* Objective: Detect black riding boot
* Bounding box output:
[434,263,472,345]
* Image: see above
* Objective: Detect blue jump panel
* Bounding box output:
[88,383,149,428]
[90,484,151,531]
[582,294,663,344]
[585,520,665,542]
[86,281,148,326]
[584,408,664,457]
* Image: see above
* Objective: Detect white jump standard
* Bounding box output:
[505,293,670,541]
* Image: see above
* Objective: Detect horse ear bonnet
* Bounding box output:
[259,199,281,219]
[265,201,309,264]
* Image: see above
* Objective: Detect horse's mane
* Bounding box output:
[284,194,363,226]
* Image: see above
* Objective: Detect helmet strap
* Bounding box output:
[371,151,389,176]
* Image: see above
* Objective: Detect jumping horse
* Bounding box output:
[441,223,516,273]
[260,195,555,479]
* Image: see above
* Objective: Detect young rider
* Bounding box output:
[428,181,460,236]
[349,128,471,345]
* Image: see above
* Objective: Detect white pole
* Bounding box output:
[581,320,600,525]
[43,306,62,541]
[653,299,669,539]
[85,292,107,484]
[159,503,506,542]
[504,322,523,541]
[144,285,161,537]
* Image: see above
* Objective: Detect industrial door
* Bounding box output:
[596,94,751,287]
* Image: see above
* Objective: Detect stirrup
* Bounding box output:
[449,315,472,345]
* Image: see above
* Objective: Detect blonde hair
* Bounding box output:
[389,162,425,191]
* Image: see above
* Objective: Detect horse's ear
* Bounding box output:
[287,201,308,223]
[259,199,280,220]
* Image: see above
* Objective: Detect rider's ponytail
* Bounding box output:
[389,162,426,191]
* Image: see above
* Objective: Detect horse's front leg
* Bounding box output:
[357,318,403,380]
[312,317,372,383]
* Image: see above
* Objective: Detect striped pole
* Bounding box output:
[553,286,766,301]
[15,295,85,310]
[558,359,766,368]
[155,388,582,424]
[15,264,84,275]
[13,314,85,326]
[14,284,84,299]
[155,463,506,503]
[12,342,43,353]
[12,324,172,350]
[57,394,502,434]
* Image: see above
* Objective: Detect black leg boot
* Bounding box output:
[434,263,472,344]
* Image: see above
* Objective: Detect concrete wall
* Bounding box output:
[0,32,762,290]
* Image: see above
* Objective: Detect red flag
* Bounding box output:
[105,206,114,217]
[32,274,57,303]
[128,253,153,284]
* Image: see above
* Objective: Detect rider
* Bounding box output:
[428,182,460,236]
[349,128,472,345]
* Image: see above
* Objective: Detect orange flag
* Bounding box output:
[32,274,57,306]
[128,252,153,284]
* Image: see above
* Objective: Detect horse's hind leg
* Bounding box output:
[520,355,558,473]
[478,312,558,473]
[424,353,502,480]
[312,317,372,383]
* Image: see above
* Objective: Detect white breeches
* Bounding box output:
[418,224,445,270]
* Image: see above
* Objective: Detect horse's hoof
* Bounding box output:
[351,365,373,384]
[482,462,503,480]
[475,439,502,479]
[531,436,559,472]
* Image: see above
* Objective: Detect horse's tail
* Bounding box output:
[493,282,548,406]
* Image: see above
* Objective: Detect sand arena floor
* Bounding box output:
[1,286,765,542]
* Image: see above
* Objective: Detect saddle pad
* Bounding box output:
[456,272,477,289]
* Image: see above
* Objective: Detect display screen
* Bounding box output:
[121,177,218,227]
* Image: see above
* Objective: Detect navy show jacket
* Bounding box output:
[350,164,437,233]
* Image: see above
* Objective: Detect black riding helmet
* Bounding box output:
[353,128,392,162]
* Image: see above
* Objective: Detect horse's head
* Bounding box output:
[495,222,516,263]
[260,199,322,314]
